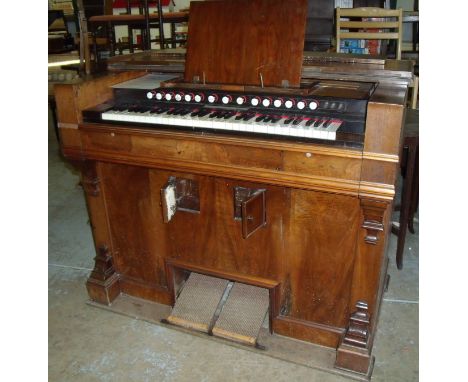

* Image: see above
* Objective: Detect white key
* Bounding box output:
[101,108,341,141]
[308,120,321,139]
[289,121,303,137]
[324,120,342,140]
[268,121,277,135]
[231,114,244,132]
[102,110,118,121]
[276,119,291,136]
[293,120,308,137]
[315,120,330,139]
[223,115,236,131]
[254,122,268,134]
[302,120,314,138]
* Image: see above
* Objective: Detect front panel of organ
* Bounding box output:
[55,0,410,378]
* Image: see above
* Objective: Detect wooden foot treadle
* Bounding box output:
[212,282,269,346]
[167,273,269,346]
[166,272,229,333]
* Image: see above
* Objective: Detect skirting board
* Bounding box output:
[87,294,373,381]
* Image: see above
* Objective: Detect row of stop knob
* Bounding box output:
[147,90,319,110]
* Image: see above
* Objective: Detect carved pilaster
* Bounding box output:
[335,301,374,377]
[86,245,120,305]
[361,198,386,245]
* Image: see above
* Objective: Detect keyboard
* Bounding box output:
[83,85,371,146]
[101,104,343,140]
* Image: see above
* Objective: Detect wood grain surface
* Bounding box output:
[184,0,307,87]
[54,58,407,372]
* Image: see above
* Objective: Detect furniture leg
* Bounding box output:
[92,29,98,68]
[156,0,165,49]
[128,26,134,53]
[108,21,115,56]
[396,139,417,269]
[48,97,59,142]
[407,146,419,234]
[144,0,152,50]
[171,21,176,48]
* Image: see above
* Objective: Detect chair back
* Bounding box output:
[336,7,403,59]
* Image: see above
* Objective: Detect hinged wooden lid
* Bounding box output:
[184,0,308,88]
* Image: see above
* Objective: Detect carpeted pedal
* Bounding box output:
[166,272,229,333]
[212,282,269,346]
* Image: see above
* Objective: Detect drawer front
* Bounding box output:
[79,125,362,196]
[81,129,283,171]
[282,150,361,181]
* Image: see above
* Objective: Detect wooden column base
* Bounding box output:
[335,301,374,378]
[86,272,120,306]
[86,245,121,305]
[335,342,374,377]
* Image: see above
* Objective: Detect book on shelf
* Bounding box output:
[340,17,386,56]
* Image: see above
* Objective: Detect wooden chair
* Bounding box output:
[336,7,403,59]
[336,7,418,109]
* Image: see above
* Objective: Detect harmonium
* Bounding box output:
[55,0,413,379]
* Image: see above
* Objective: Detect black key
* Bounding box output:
[198,110,211,117]
[255,115,265,122]
[243,115,255,121]
[322,119,331,127]
[179,110,192,116]
[190,109,201,117]
[292,118,302,125]
[284,119,293,125]
[305,119,315,126]
[208,112,219,118]
[235,113,245,120]
[130,106,145,113]
[314,119,322,127]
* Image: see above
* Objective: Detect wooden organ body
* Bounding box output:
[55,0,412,378]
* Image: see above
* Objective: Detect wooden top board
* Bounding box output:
[184,0,307,88]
